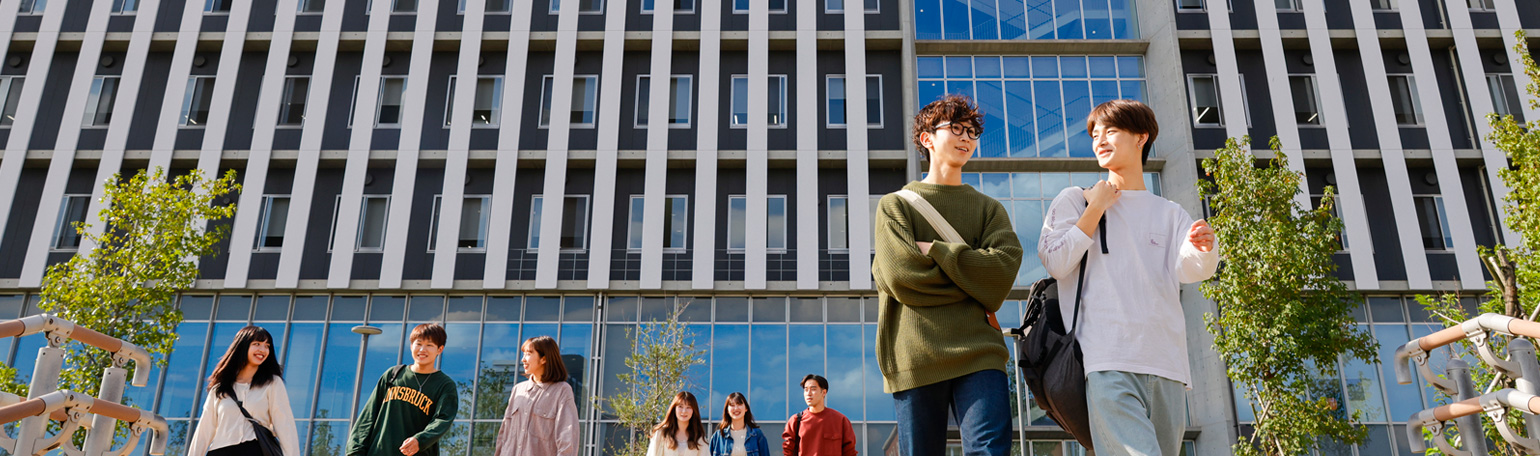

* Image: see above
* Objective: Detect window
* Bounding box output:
[298,0,324,13]
[1489,74,1523,122]
[627,195,688,251]
[549,0,603,14]
[204,0,231,13]
[728,195,788,251]
[1372,0,1396,10]
[1388,75,1423,126]
[730,75,788,128]
[52,195,90,250]
[462,0,512,12]
[1468,0,1494,10]
[180,76,216,126]
[635,75,692,128]
[539,75,598,128]
[429,196,490,251]
[392,0,416,12]
[826,0,877,13]
[1175,0,1204,11]
[83,76,120,127]
[528,195,590,251]
[1274,0,1298,11]
[828,195,883,251]
[1187,75,1249,127]
[1414,195,1453,250]
[446,76,504,127]
[255,196,291,251]
[279,77,310,126]
[917,55,1148,158]
[112,0,138,13]
[828,75,882,128]
[642,0,694,13]
[1288,75,1321,126]
[19,0,46,14]
[375,77,407,126]
[733,0,786,13]
[331,196,390,252]
[0,77,20,127]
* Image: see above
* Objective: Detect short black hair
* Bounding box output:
[410,323,447,347]
[1085,99,1159,165]
[801,374,829,391]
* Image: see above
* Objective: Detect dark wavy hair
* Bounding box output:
[651,391,706,450]
[717,392,759,432]
[207,326,284,400]
[912,94,985,161]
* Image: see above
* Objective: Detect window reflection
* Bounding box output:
[315,322,361,420]
[476,323,521,420]
[919,56,1146,158]
[159,322,210,418]
[285,323,326,418]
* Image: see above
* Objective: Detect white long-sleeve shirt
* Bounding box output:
[1038,187,1220,387]
[187,379,301,456]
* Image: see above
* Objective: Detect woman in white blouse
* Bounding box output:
[187,326,300,456]
[647,391,709,456]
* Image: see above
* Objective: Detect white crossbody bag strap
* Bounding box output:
[895,189,965,245]
[895,189,1006,332]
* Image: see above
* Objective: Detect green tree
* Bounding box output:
[1415,31,1540,456]
[599,303,707,456]
[1,167,238,442]
[1199,136,1379,456]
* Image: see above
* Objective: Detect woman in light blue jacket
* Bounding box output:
[707,392,771,456]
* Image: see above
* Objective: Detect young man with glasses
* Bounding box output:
[872,95,1024,456]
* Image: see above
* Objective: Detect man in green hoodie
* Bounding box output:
[872,95,1023,456]
[347,323,459,456]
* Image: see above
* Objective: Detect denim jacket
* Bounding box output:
[708,427,771,456]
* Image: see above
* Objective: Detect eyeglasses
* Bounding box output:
[934,121,982,140]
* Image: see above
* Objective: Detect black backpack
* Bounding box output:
[1010,202,1105,450]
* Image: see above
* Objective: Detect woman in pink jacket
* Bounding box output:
[493,335,580,456]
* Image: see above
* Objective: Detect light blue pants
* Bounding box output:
[1085,370,1186,456]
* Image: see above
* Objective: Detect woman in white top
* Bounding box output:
[647,391,708,456]
[187,326,300,456]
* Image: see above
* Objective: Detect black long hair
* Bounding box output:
[718,392,759,433]
[207,326,284,399]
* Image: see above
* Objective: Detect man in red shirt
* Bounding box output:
[782,374,858,456]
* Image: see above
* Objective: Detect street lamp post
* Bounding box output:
[349,325,383,425]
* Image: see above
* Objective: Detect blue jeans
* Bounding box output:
[892,369,1012,456]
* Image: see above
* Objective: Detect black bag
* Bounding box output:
[1012,201,1105,450]
[233,398,283,456]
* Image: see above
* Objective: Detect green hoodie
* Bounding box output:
[346,365,459,456]
[872,181,1024,394]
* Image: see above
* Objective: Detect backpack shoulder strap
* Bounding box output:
[894,189,966,245]
[1069,187,1107,333]
[391,364,408,384]
[791,411,804,453]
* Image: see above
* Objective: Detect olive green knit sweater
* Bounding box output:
[872,181,1024,394]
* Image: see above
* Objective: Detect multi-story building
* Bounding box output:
[0,0,1534,454]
